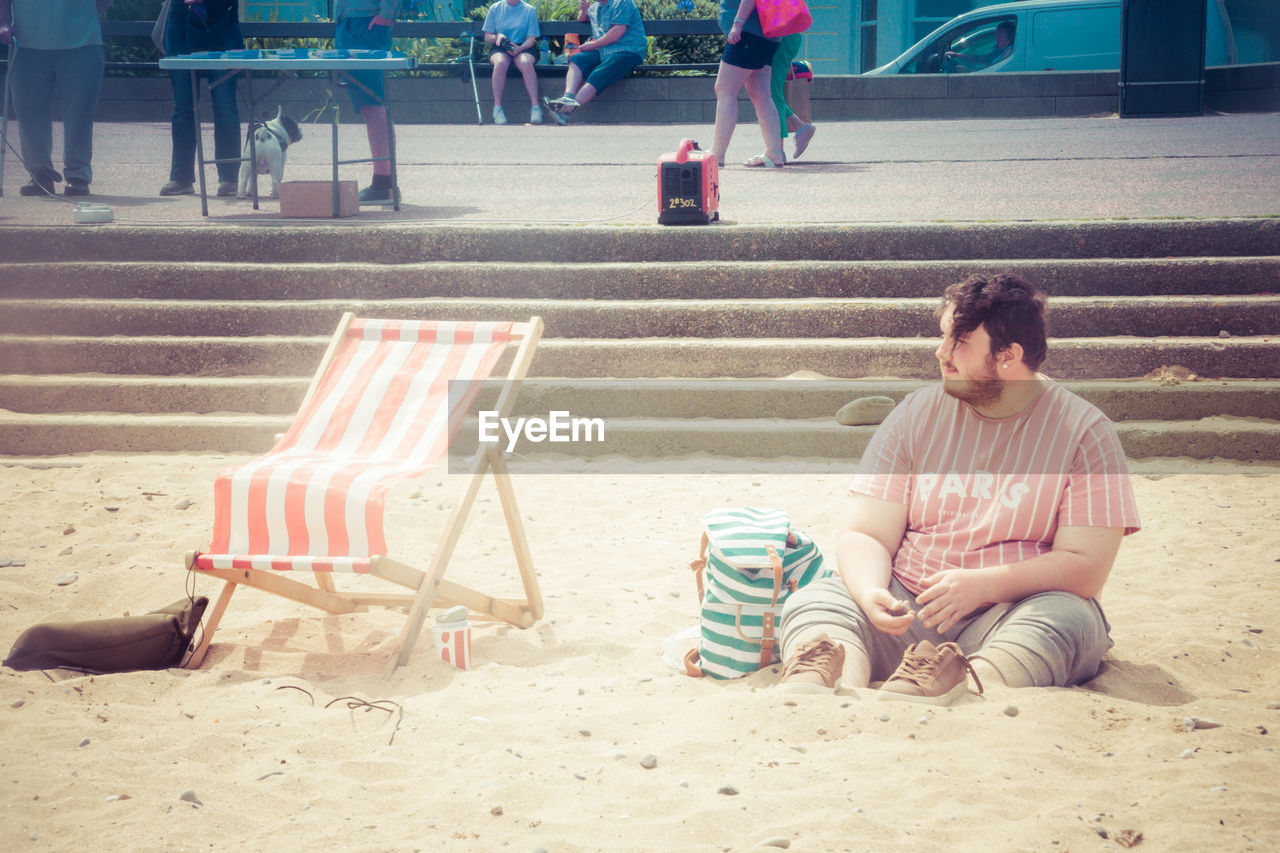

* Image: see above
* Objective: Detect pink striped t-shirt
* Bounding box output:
[851,382,1141,595]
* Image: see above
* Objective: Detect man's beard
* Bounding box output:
[942,358,1003,408]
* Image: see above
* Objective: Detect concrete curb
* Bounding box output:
[3,218,1280,264]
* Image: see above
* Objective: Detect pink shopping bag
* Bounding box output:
[756,0,812,39]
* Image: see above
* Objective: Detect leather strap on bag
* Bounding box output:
[764,545,783,606]
[684,646,705,677]
[759,611,776,670]
[683,610,775,676]
[689,531,709,601]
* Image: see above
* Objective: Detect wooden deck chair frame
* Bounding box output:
[184,314,544,677]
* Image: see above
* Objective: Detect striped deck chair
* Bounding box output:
[184,313,545,676]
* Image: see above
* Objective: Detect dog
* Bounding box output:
[236,107,303,199]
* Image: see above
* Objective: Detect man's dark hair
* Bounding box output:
[940,272,1048,370]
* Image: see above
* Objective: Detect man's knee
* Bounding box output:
[974,592,1111,687]
[780,578,871,654]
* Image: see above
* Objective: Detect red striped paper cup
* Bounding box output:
[433,619,472,671]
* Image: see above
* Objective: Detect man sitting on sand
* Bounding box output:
[778,272,1140,703]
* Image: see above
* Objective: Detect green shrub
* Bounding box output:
[78,0,719,76]
[637,0,723,66]
[102,0,166,65]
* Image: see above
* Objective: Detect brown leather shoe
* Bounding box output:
[778,633,845,694]
[875,641,983,706]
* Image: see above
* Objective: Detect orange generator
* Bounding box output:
[657,138,719,225]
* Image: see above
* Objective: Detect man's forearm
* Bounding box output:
[979,548,1114,603]
[591,23,627,48]
[0,0,13,31]
[836,529,896,607]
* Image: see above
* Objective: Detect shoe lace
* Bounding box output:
[784,638,839,679]
[894,644,983,695]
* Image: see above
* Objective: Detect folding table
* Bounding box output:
[158,49,416,216]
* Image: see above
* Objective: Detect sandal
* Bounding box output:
[743,153,784,168]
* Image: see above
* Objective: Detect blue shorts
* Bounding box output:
[335,16,392,110]
[722,31,778,70]
[568,50,643,94]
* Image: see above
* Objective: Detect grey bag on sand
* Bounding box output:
[152,0,173,54]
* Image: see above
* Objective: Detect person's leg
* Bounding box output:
[957,592,1113,688]
[710,60,752,166]
[53,44,104,186]
[167,69,197,186]
[207,69,241,184]
[780,576,926,690]
[161,4,196,188]
[769,34,800,140]
[514,52,539,106]
[573,82,598,107]
[744,66,785,163]
[563,59,585,98]
[489,52,510,108]
[577,52,641,108]
[10,47,58,185]
[361,105,392,177]
[336,15,394,190]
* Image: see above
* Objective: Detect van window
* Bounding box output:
[1032,7,1122,61]
[913,0,974,44]
[901,16,1018,74]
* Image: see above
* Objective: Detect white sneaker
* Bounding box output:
[541,96,569,126]
[530,105,543,124]
[492,105,507,125]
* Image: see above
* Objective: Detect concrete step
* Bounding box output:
[2,334,1276,380]
[5,375,1279,422]
[1,295,1277,339]
[0,375,305,416]
[3,217,1275,458]
[2,219,1278,264]
[1,410,1274,461]
[3,257,1278,301]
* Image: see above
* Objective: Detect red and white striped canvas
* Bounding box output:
[435,621,472,671]
[196,319,513,573]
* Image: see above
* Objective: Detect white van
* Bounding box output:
[864,0,1236,75]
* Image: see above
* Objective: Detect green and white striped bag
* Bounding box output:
[684,507,828,680]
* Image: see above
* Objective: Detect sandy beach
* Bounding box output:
[1,453,1277,851]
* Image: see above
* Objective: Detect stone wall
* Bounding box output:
[30,61,1280,125]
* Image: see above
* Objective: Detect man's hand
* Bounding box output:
[859,587,915,636]
[369,14,393,28]
[915,569,992,633]
[0,26,12,47]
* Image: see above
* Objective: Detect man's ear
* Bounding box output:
[995,342,1024,367]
